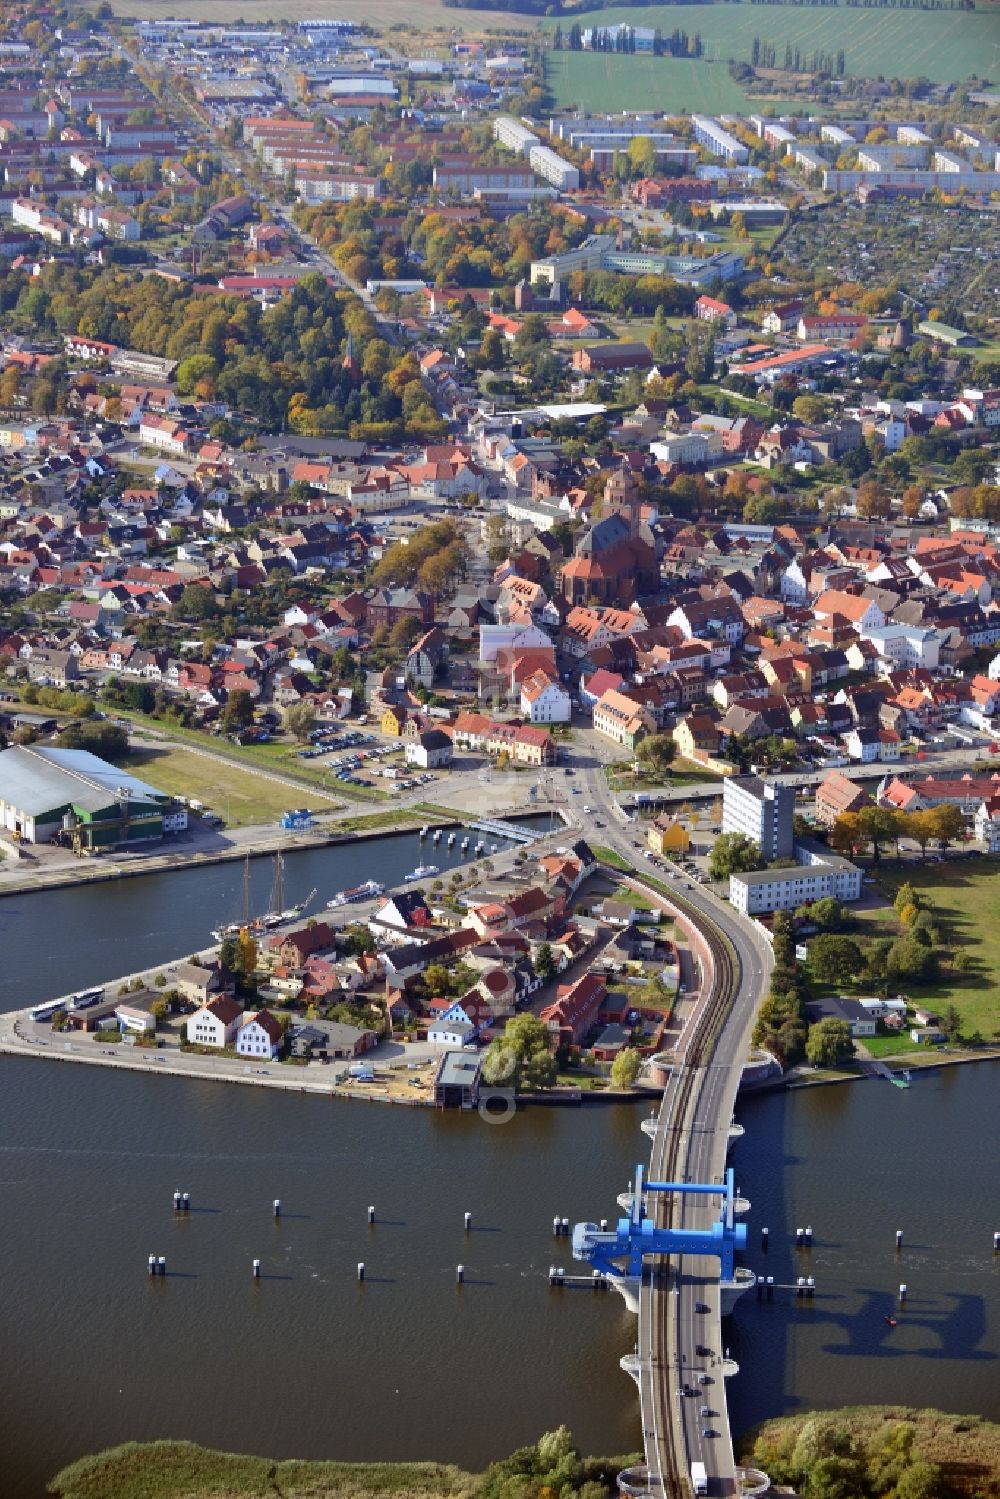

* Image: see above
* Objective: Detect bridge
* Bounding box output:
[567,798,773,1498]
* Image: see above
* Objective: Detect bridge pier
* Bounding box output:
[607,1274,642,1315]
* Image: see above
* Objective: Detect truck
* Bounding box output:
[691,1461,708,1496]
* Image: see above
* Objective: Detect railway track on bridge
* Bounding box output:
[604,865,746,1498]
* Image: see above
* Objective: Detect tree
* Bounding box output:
[497,1012,557,1091]
[709,832,764,881]
[481,1042,517,1086]
[611,1047,641,1088]
[886,937,937,984]
[534,943,555,981]
[896,1462,944,1499]
[829,811,864,856]
[810,897,845,932]
[221,689,255,733]
[388,615,423,653]
[925,803,964,851]
[809,935,863,987]
[858,805,902,861]
[893,882,920,916]
[806,1017,854,1067]
[941,1004,962,1041]
[855,480,890,521]
[803,1454,867,1499]
[172,582,218,621]
[285,702,316,742]
[636,733,676,775]
[424,962,453,997]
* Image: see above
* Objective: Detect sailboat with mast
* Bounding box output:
[261,851,316,928]
[211,853,316,941]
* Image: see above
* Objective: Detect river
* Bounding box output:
[0,835,996,1497]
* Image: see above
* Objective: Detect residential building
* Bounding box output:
[691,116,749,164]
[815,769,870,827]
[729,856,863,915]
[186,995,242,1048]
[647,814,691,857]
[721,775,794,860]
[236,1009,283,1060]
[593,689,655,751]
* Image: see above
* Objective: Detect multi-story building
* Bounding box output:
[528,144,579,191]
[493,116,540,156]
[722,775,794,860]
[729,856,863,916]
[432,161,534,194]
[691,116,749,164]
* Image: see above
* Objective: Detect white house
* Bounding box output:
[844,727,901,763]
[404,731,454,769]
[235,1009,283,1060]
[427,1019,477,1047]
[862,623,941,671]
[520,672,571,724]
[974,797,1000,852]
[186,995,242,1047]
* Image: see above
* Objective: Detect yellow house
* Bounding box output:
[380,705,405,737]
[647,814,691,857]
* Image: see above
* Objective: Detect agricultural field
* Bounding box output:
[102,0,535,29]
[545,5,999,86]
[546,52,764,115]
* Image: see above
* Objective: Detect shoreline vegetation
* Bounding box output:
[48,1430,638,1499]
[738,1406,1000,1498]
[47,1407,1000,1499]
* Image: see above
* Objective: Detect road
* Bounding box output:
[575,756,773,1497]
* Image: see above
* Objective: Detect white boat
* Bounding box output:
[419,825,429,838]
[327,880,385,909]
[432,829,441,843]
[447,833,456,847]
[403,864,439,881]
[461,838,469,851]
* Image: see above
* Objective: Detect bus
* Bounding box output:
[69,988,104,1011]
[29,1000,65,1023]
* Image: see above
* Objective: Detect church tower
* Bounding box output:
[603,463,641,536]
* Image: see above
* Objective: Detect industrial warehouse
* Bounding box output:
[0,745,187,852]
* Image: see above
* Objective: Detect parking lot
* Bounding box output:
[294,728,445,794]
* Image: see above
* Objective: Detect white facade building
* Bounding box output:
[729,856,863,915]
[691,116,749,164]
[235,1011,282,1060]
[493,116,540,156]
[722,776,794,860]
[528,144,580,191]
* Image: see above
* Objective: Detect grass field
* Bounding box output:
[546,52,764,114]
[126,744,340,827]
[852,861,1000,1039]
[546,6,998,87]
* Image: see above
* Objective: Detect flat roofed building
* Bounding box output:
[722,774,794,860]
[434,1050,483,1108]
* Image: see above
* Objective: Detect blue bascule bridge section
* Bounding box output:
[571,1163,746,1283]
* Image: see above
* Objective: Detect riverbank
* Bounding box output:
[785,1044,1000,1087]
[0,814,437,898]
[738,1404,1000,1496]
[49,1432,637,1499]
